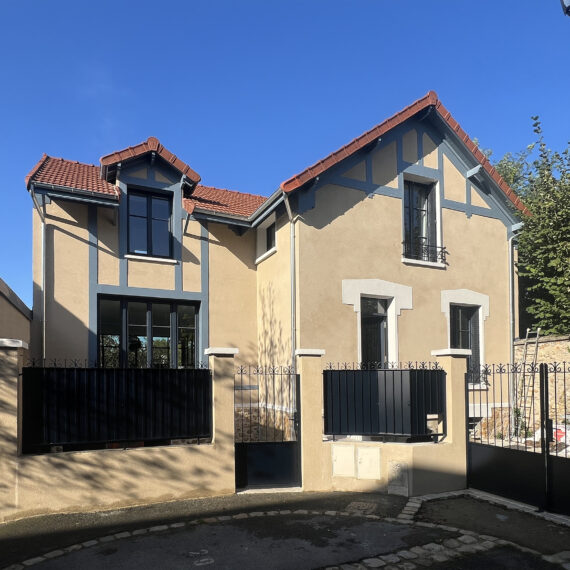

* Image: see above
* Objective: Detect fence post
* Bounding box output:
[205,347,238,492]
[539,363,552,511]
[432,353,469,489]
[295,349,327,491]
[0,340,28,518]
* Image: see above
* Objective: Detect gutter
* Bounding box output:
[34,183,119,206]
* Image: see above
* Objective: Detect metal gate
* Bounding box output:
[234,365,300,489]
[467,363,570,514]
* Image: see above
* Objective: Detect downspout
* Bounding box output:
[29,184,46,360]
[509,223,523,364]
[283,192,298,371]
[508,222,522,436]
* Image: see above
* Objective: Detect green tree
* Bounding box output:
[498,119,570,334]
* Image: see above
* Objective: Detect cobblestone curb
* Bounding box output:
[3,494,570,570]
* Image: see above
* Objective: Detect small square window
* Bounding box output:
[266,223,276,251]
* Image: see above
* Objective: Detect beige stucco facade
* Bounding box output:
[295,129,513,367]
[20,111,521,520]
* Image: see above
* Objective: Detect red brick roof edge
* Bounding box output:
[25,153,50,189]
[280,91,529,216]
[100,136,201,184]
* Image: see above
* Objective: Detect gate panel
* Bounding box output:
[467,363,570,515]
[234,366,300,488]
[468,443,545,507]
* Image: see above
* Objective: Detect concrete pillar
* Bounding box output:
[205,347,238,493]
[0,341,27,517]
[296,349,330,491]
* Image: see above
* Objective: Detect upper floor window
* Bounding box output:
[128,192,172,257]
[403,181,445,264]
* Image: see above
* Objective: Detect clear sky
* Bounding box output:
[1,1,569,307]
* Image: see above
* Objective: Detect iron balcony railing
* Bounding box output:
[402,240,447,264]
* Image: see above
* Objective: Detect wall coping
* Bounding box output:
[204,347,239,356]
[295,349,326,357]
[0,339,28,349]
[514,335,570,346]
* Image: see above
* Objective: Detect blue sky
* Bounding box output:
[1,1,569,307]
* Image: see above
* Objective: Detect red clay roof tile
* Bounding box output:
[183,185,267,218]
[26,156,118,197]
[25,154,266,218]
[100,136,201,184]
[280,91,529,216]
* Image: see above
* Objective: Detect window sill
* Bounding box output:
[431,348,472,357]
[468,383,489,391]
[125,254,179,265]
[402,257,446,269]
[255,247,277,265]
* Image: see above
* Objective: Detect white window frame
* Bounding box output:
[342,279,412,364]
[437,289,489,388]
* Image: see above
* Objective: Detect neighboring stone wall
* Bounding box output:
[514,335,570,364]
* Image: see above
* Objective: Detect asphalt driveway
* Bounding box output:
[1,490,569,569]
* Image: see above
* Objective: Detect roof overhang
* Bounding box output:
[279,91,529,217]
[100,136,201,188]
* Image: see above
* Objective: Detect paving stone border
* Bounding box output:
[3,490,570,570]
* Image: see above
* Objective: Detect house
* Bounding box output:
[25,91,525,373]
[0,278,31,346]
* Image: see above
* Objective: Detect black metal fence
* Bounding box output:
[467,363,569,457]
[22,366,212,454]
[323,363,446,442]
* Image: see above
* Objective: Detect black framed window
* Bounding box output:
[361,297,388,366]
[403,181,439,262]
[450,304,481,381]
[98,297,197,368]
[266,223,276,251]
[128,192,172,257]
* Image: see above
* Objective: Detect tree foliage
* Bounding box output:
[495,119,570,334]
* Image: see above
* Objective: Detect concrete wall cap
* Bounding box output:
[204,347,239,356]
[295,349,326,356]
[0,339,29,349]
[431,348,471,357]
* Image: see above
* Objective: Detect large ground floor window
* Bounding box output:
[98,297,198,368]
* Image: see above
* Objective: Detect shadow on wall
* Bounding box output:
[0,358,235,518]
[258,282,290,367]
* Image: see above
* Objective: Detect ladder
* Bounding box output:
[516,327,541,438]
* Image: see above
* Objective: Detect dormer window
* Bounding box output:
[128,191,172,258]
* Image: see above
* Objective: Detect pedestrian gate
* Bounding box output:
[234,366,300,488]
